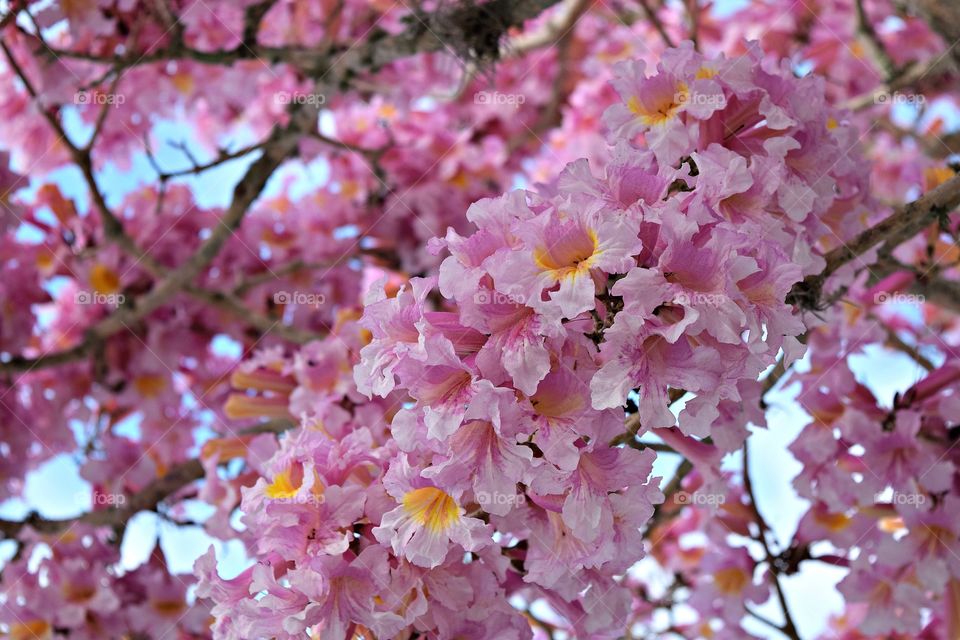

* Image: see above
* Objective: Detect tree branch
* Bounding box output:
[0,0,568,374]
[843,55,950,111]
[901,0,960,69]
[787,173,960,309]
[0,102,316,373]
[34,0,562,79]
[743,442,802,640]
[854,0,898,79]
[878,319,936,371]
[637,0,676,48]
[0,418,294,539]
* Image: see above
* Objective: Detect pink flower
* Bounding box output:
[837,558,927,636]
[435,190,534,304]
[605,58,694,163]
[521,361,601,470]
[487,195,640,320]
[558,446,657,543]
[290,546,405,640]
[467,288,558,395]
[373,484,490,568]
[354,276,435,397]
[373,457,490,568]
[394,334,493,441]
[605,44,727,165]
[688,547,769,624]
[422,417,534,516]
[590,312,723,428]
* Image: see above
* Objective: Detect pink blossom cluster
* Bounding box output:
[785,316,960,637]
[434,42,867,441]
[639,469,774,638]
[194,43,871,638]
[0,0,563,520]
[0,526,208,639]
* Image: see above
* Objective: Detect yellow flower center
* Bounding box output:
[265,466,301,500]
[9,620,52,640]
[263,464,325,503]
[813,509,852,532]
[712,567,749,594]
[134,374,167,398]
[90,263,120,294]
[63,581,96,603]
[402,487,460,533]
[36,252,54,271]
[152,599,186,616]
[695,66,717,80]
[170,72,194,94]
[879,515,905,534]
[448,171,469,189]
[533,226,599,280]
[627,81,689,126]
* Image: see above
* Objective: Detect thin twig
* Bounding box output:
[637,0,676,48]
[155,141,268,180]
[743,443,802,640]
[878,321,936,371]
[685,0,700,50]
[0,418,294,539]
[745,604,788,635]
[854,0,898,79]
[843,56,949,111]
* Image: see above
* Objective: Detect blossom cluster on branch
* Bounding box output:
[194,43,872,638]
[2,0,960,639]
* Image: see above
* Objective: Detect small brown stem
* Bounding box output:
[743,443,802,640]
